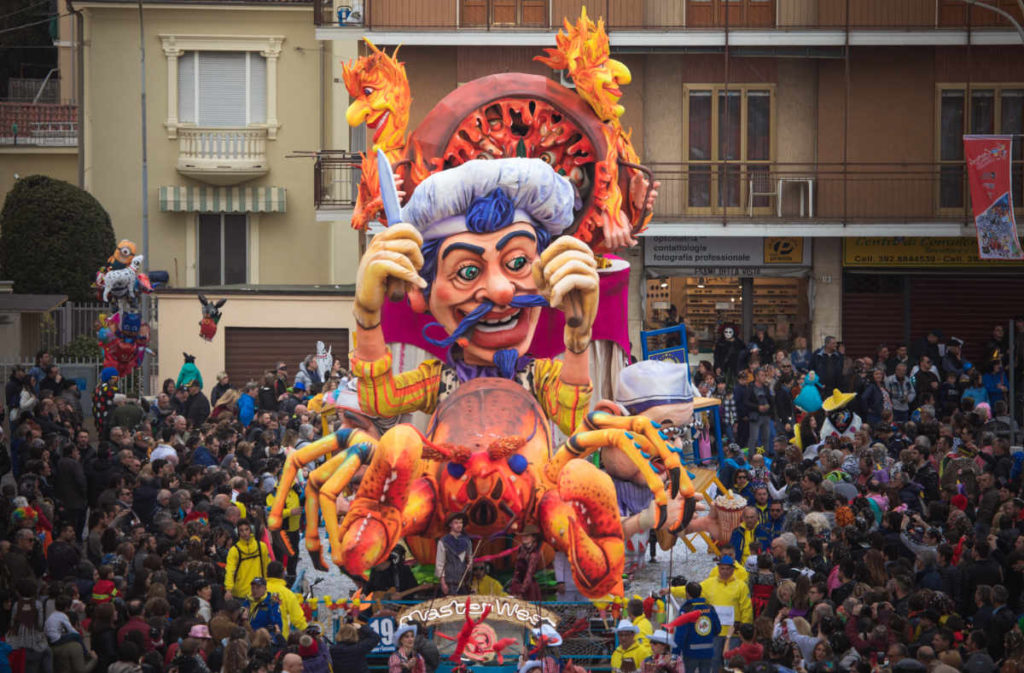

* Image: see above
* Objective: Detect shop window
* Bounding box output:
[198,213,248,286]
[648,275,807,351]
[685,85,774,213]
[937,85,1024,210]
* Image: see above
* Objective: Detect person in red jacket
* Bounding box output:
[91,565,119,604]
[724,623,764,666]
[116,599,154,652]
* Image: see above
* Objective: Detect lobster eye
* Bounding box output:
[447,463,466,479]
[507,455,527,475]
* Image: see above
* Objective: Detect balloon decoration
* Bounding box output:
[197,293,227,341]
[93,239,154,376]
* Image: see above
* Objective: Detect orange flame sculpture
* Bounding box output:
[342,39,412,229]
[535,7,651,245]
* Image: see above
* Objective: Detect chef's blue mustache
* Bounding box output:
[422,295,548,348]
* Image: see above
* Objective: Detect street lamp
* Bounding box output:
[962,0,1024,42]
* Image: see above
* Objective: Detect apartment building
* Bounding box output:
[309,0,1024,364]
[0,0,370,383]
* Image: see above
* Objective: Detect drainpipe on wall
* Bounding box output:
[68,0,85,188]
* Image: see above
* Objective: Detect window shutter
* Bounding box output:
[249,53,267,124]
[198,52,247,127]
[178,52,196,123]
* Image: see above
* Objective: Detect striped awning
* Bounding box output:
[159,186,286,213]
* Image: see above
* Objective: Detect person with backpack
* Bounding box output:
[223,519,270,600]
[6,578,50,673]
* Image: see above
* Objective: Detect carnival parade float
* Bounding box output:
[269,9,729,671]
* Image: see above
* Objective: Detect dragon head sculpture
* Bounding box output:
[342,39,411,153]
[535,7,631,123]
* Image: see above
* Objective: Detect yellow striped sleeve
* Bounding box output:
[350,349,444,417]
[531,358,593,436]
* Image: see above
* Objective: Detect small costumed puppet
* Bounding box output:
[820,388,862,444]
[177,353,203,390]
[197,294,226,341]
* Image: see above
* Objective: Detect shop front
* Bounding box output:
[643,236,812,355]
[841,237,1024,362]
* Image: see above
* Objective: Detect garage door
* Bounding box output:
[224,327,349,387]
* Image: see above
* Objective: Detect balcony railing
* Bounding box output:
[312,157,996,225]
[176,126,269,186]
[313,151,361,208]
[315,0,1024,31]
[0,103,78,147]
[648,162,987,223]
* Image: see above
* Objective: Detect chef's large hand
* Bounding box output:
[353,223,426,329]
[532,236,599,354]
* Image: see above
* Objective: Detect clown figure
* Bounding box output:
[350,158,600,436]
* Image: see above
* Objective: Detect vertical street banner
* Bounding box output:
[964,135,1024,260]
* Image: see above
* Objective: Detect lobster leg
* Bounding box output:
[317,441,375,568]
[335,424,423,577]
[267,429,378,570]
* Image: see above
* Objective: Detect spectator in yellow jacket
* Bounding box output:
[700,555,753,673]
[611,619,652,673]
[225,520,271,600]
[628,598,654,647]
[266,560,307,638]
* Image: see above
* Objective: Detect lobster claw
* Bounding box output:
[655,503,668,531]
[668,466,681,499]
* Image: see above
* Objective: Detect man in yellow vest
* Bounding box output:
[729,508,759,564]
[225,520,271,600]
[611,619,652,673]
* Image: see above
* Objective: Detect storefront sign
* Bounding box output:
[645,237,811,269]
[964,135,1024,260]
[843,237,1024,267]
[396,595,558,628]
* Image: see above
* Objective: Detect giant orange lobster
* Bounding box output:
[269,378,697,599]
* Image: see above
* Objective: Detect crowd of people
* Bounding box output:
[0,318,1022,673]
[636,323,1024,673]
[0,353,396,673]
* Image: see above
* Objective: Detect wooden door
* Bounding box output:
[687,0,715,27]
[746,0,775,26]
[521,0,548,26]
[492,0,518,25]
[461,0,487,26]
[687,0,775,27]
[939,0,1023,26]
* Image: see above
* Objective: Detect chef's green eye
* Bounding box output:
[506,256,528,272]
[457,265,480,281]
